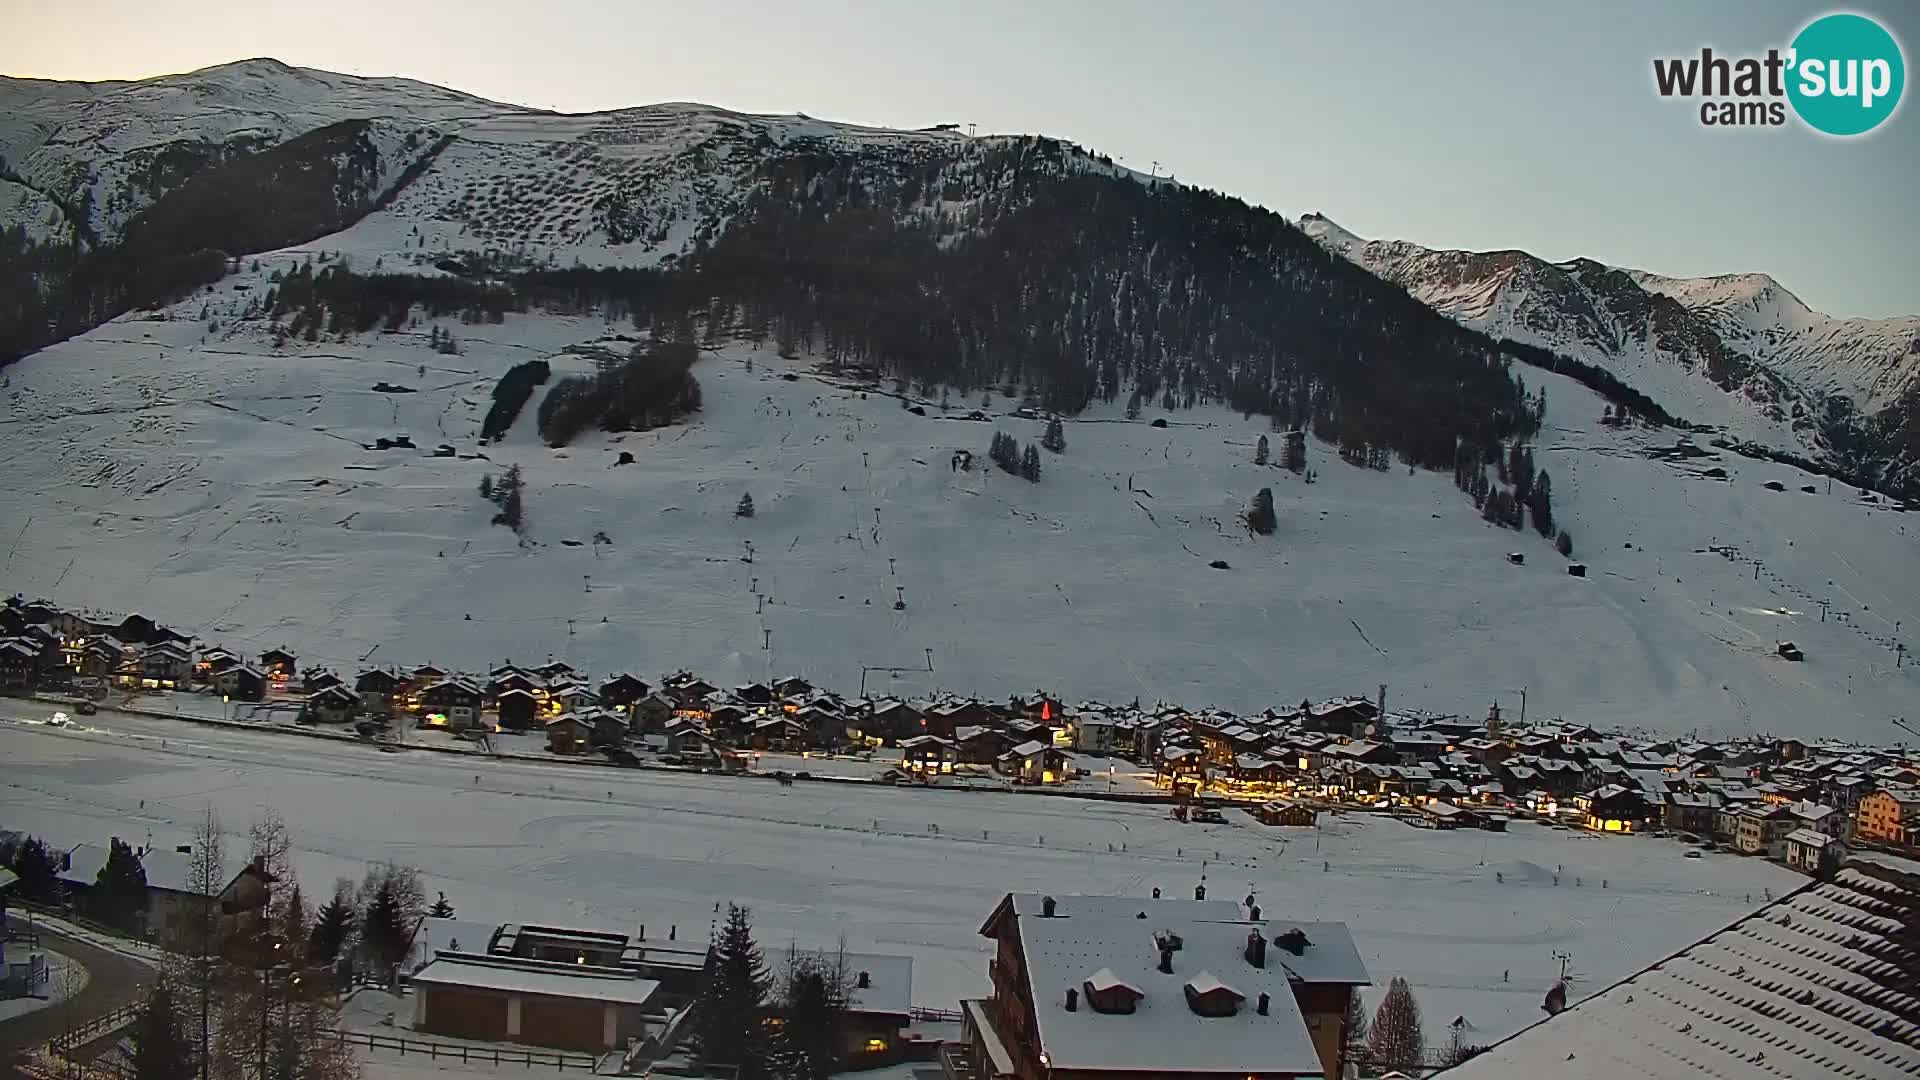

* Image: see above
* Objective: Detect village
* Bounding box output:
[4,592,1917,877]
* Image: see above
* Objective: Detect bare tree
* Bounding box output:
[1368,976,1425,1073]
[163,807,226,1080]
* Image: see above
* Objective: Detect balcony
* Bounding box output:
[939,1043,980,1080]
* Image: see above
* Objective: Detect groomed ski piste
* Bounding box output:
[0,702,1800,1047]
[1,246,1916,742]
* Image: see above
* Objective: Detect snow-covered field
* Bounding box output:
[0,706,1798,1046]
[2,256,1916,741]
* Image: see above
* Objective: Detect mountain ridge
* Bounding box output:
[1298,212,1919,497]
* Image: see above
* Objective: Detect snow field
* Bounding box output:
[0,708,1800,1046]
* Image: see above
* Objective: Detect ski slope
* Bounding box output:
[1,252,1915,742]
[0,707,1800,1046]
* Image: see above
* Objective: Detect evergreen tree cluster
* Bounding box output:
[536,341,703,447]
[481,464,525,533]
[479,359,551,442]
[3,834,60,902]
[1454,440,1567,547]
[358,861,426,970]
[988,431,1041,481]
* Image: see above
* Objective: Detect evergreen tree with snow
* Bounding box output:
[736,493,756,518]
[1041,416,1066,453]
[1340,991,1370,1077]
[428,891,454,918]
[479,474,492,501]
[692,904,772,1078]
[1556,529,1574,557]
[309,883,355,963]
[1255,434,1269,466]
[1124,388,1142,420]
[1247,487,1277,535]
[1368,976,1425,1073]
[1021,444,1041,482]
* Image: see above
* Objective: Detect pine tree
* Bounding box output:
[479,474,492,500]
[1531,469,1554,537]
[1124,388,1142,420]
[1254,434,1269,466]
[1021,444,1041,482]
[131,981,192,1080]
[1041,417,1065,453]
[1247,487,1277,535]
[1340,991,1370,1077]
[9,836,58,902]
[1556,529,1574,557]
[1368,976,1425,1073]
[280,878,308,948]
[309,883,355,963]
[428,891,455,919]
[94,837,149,931]
[736,493,756,518]
[692,904,771,1077]
[358,862,425,970]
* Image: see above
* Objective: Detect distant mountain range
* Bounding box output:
[1299,214,1919,496]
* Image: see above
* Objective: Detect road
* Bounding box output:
[0,926,152,1073]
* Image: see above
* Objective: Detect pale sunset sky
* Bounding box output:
[2,0,1914,317]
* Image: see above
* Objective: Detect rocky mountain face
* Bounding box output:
[1299,213,1919,498]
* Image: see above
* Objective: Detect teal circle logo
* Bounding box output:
[1787,13,1905,136]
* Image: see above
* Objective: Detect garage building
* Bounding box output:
[410,951,662,1052]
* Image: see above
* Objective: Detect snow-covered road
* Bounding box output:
[0,703,1798,1045]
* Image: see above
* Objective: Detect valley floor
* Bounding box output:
[0,703,1799,1047]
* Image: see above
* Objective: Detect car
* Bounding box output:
[75,700,98,716]
[1684,849,1703,859]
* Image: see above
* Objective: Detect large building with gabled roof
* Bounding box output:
[951,892,1368,1080]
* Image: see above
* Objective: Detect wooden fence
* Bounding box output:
[329,1029,602,1071]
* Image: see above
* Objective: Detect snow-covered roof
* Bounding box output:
[59,842,112,885]
[1011,909,1324,1076]
[1008,739,1048,757]
[411,953,661,1006]
[1083,967,1142,995]
[137,846,196,893]
[770,947,914,1017]
[1782,828,1832,849]
[1439,853,1920,1080]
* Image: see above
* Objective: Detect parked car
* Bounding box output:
[75,700,98,716]
[1684,849,1703,859]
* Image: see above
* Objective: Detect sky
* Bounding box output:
[2,0,1916,318]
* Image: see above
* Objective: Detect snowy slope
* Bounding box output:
[2,251,1916,743]
[1629,268,1920,410]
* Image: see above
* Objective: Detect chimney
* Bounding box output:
[1257,992,1270,1016]
[1194,883,1207,901]
[1249,904,1261,922]
[1042,895,1057,918]
[1158,946,1175,974]
[1065,987,1078,1012]
[640,924,646,941]
[1245,929,1267,969]
[1151,887,1162,899]
[857,971,871,989]
[670,925,677,940]
[1275,928,1312,956]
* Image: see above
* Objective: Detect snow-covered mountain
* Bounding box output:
[1298,213,1920,497]
[0,61,1915,744]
